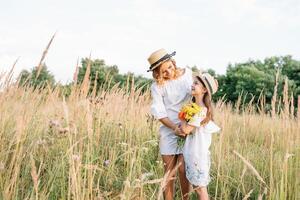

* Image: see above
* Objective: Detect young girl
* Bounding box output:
[179,73,221,200]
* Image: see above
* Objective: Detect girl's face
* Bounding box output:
[159,60,175,80]
[191,77,207,96]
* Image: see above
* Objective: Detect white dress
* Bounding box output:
[183,107,221,187]
[150,67,193,155]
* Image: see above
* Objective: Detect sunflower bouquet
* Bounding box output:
[177,102,202,148]
[178,102,201,122]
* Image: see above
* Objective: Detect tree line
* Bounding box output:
[18,55,300,112]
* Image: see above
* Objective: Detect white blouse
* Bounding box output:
[150,67,193,124]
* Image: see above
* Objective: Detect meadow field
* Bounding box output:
[0,72,299,200]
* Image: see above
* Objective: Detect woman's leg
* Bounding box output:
[177,154,190,200]
[195,186,209,200]
[161,155,177,200]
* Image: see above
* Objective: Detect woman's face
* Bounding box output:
[159,60,175,80]
[191,77,207,96]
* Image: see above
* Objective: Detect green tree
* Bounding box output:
[207,68,216,76]
[76,58,151,94]
[77,58,119,90]
[215,56,300,111]
[18,64,55,89]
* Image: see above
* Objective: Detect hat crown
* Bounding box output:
[147,48,176,72]
[148,48,168,66]
[197,73,218,95]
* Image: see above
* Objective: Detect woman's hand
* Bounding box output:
[158,118,186,137]
[180,121,195,135]
[174,125,186,138]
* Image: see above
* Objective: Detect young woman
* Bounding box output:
[179,73,221,200]
[148,48,193,200]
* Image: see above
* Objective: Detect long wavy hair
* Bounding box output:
[152,59,182,85]
[192,76,214,125]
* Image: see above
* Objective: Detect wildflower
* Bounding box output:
[140,172,154,181]
[49,120,60,128]
[59,127,69,134]
[103,160,110,167]
[72,154,80,161]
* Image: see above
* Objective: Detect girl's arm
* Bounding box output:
[180,120,196,135]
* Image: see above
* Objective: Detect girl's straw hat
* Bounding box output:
[195,73,219,98]
[147,48,176,72]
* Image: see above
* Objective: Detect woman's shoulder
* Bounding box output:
[150,82,164,94]
[183,67,193,75]
[171,67,192,83]
[178,67,192,76]
[180,67,193,81]
[150,82,158,90]
[185,67,193,73]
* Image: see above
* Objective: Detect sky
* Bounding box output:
[1,0,300,83]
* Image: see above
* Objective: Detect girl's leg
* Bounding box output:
[195,186,209,200]
[177,154,190,200]
[161,155,177,200]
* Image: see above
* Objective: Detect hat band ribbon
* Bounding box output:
[150,51,176,69]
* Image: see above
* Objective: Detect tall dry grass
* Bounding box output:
[0,69,299,200]
[0,35,299,199]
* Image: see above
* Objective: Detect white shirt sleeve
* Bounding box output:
[203,121,221,134]
[184,67,193,95]
[150,84,168,119]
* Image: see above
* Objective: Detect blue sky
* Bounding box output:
[1,0,300,83]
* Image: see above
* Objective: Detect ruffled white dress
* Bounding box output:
[183,107,221,186]
[150,68,193,155]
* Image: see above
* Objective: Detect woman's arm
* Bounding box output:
[159,118,186,137]
[150,84,186,137]
[180,120,196,135]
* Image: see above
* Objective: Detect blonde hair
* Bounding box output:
[152,59,182,85]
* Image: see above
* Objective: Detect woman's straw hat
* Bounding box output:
[195,73,219,98]
[147,48,176,72]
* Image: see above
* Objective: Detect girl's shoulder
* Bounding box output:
[195,106,207,117]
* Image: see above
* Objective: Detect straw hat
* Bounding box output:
[195,73,219,98]
[147,48,176,72]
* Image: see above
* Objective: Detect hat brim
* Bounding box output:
[147,51,176,72]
